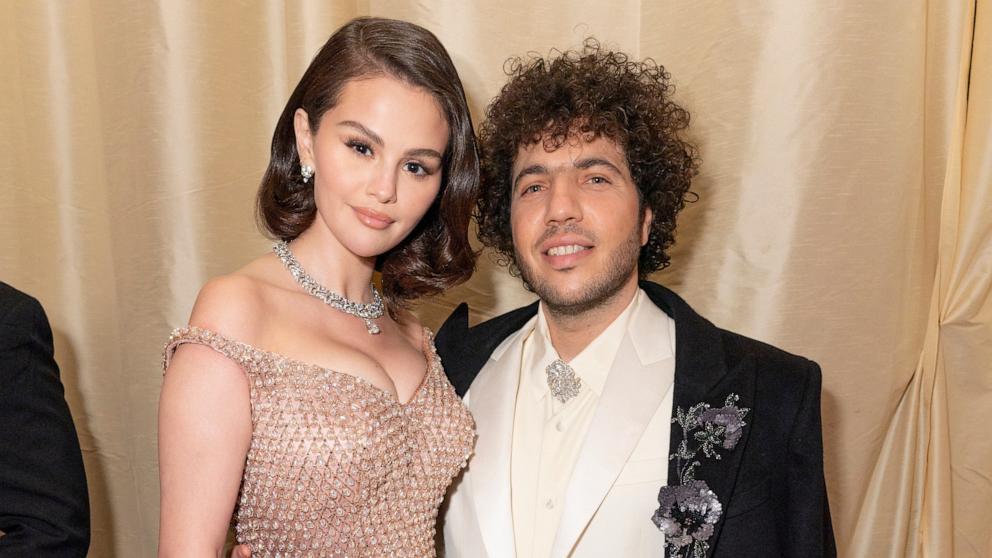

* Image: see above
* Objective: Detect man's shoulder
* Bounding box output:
[0,282,59,390]
[713,326,821,402]
[718,327,818,373]
[0,281,50,345]
[639,280,819,382]
[0,281,44,320]
[435,301,539,396]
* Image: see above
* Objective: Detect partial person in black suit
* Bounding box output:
[435,42,835,557]
[0,282,89,556]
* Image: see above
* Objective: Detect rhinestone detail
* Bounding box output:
[273,241,384,334]
[545,358,582,404]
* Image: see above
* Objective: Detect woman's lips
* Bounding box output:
[352,206,395,229]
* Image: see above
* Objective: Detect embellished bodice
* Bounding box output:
[163,326,475,557]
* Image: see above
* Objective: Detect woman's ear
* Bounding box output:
[294,108,314,165]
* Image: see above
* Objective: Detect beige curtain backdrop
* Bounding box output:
[1,1,988,556]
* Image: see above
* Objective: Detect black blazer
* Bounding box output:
[0,282,90,557]
[436,281,835,558]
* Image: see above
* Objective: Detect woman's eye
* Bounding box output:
[347,141,372,156]
[404,162,427,176]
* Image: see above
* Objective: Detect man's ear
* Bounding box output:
[640,206,653,246]
[294,108,314,166]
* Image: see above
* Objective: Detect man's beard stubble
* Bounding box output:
[516,222,642,319]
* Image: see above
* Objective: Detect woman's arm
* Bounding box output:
[158,279,255,557]
[158,343,251,557]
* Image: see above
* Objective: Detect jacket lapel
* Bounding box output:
[641,282,756,558]
[551,296,676,558]
[675,358,757,557]
[437,301,539,397]
[466,318,537,558]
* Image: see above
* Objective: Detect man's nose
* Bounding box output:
[545,181,582,225]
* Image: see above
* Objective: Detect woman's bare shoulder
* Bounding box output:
[188,252,287,344]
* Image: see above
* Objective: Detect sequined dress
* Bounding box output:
[163,326,475,557]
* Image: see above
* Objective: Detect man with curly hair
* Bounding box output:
[435,43,835,557]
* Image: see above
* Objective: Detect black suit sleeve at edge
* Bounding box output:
[0,293,90,557]
[786,361,836,557]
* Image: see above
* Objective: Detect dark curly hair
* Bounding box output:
[256,17,479,308]
[476,40,698,276]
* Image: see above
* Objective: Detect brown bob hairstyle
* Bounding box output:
[257,17,479,308]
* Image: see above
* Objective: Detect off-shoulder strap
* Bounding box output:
[422,326,444,364]
[162,325,259,373]
[421,326,434,351]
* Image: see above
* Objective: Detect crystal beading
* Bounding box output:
[162,326,474,556]
[545,358,582,404]
[273,240,384,334]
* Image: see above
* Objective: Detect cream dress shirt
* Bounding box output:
[511,290,642,558]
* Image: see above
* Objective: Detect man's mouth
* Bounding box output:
[546,244,589,256]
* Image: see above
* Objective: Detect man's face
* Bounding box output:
[509,133,652,315]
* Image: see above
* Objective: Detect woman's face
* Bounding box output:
[295,75,449,259]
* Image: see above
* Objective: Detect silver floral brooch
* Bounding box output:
[652,393,749,557]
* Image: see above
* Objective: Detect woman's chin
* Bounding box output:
[344,240,402,261]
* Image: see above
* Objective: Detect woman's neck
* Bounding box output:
[286,226,377,303]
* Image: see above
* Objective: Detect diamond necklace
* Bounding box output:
[273,240,384,334]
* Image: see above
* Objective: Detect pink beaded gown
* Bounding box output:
[163,325,475,557]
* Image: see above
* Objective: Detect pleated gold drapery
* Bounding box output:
[1,1,988,556]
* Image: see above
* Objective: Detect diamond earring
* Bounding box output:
[301,164,314,183]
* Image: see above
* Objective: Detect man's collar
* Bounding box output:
[527,289,643,397]
[437,280,728,399]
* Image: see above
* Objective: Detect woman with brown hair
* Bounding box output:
[158,18,478,557]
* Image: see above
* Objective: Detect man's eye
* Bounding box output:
[588,176,609,184]
[522,184,542,195]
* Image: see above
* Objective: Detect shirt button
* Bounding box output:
[545,498,555,509]
[555,421,564,432]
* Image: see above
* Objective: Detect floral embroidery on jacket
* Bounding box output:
[652,393,749,557]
